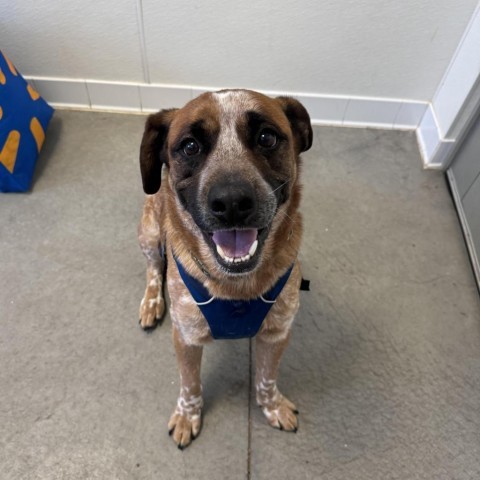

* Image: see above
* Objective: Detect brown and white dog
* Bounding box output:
[137,89,312,449]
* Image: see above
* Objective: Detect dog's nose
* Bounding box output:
[208,181,257,225]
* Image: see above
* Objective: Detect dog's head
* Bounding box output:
[140,89,312,275]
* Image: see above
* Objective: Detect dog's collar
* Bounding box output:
[173,255,294,339]
[189,251,212,279]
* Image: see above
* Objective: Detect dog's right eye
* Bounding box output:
[181,138,201,156]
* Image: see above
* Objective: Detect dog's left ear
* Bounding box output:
[140,108,178,195]
[275,97,313,154]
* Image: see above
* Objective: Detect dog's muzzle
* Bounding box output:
[205,180,259,266]
[196,179,275,273]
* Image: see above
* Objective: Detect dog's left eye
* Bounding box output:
[257,129,277,149]
[182,138,200,156]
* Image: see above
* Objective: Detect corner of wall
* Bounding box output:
[416,104,456,170]
[418,3,480,170]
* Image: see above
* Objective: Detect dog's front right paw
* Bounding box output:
[168,410,202,450]
[139,283,165,330]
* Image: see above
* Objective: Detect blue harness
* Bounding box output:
[173,256,294,340]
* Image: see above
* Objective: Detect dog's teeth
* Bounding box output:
[217,248,253,265]
[249,240,258,256]
[216,245,235,263]
[216,244,226,259]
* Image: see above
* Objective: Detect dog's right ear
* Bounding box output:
[139,108,178,195]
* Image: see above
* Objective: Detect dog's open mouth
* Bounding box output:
[207,228,267,272]
[212,228,258,263]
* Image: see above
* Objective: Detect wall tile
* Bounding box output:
[86,82,141,111]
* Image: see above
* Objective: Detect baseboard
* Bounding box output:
[26,76,428,131]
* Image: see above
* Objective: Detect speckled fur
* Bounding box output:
[138,90,312,448]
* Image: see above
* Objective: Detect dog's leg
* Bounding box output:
[255,333,298,432]
[138,198,165,329]
[168,326,203,449]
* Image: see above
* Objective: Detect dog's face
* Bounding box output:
[140,90,312,275]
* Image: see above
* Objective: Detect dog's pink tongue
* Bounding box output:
[212,229,257,258]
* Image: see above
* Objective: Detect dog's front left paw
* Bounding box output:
[260,394,298,432]
[168,410,202,450]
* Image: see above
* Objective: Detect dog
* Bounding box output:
[137,89,312,449]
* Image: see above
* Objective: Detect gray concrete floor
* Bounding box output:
[1,110,480,480]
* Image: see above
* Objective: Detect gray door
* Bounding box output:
[447,110,480,290]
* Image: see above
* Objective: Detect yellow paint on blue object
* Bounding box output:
[30,117,45,152]
[0,130,21,173]
[27,84,40,101]
[4,54,17,76]
[0,106,3,120]
[0,68,5,85]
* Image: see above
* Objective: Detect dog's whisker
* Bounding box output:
[275,208,296,225]
[269,180,290,195]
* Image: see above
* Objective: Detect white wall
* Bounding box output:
[1,0,143,81]
[1,0,478,102]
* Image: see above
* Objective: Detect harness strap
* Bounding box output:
[173,255,293,339]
